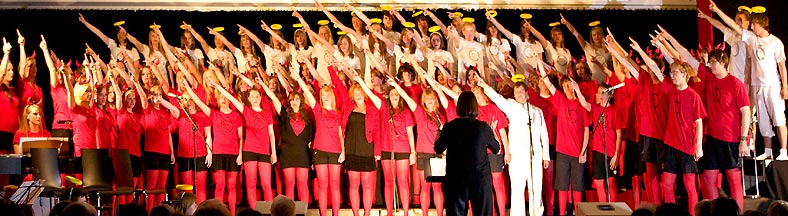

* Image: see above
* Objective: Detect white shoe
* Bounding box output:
[755,151,773,160]
[776,150,788,161]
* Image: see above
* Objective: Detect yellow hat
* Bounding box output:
[317,20,330,26]
[381,5,391,11]
[238,30,246,36]
[453,12,464,18]
[429,26,441,33]
[412,11,423,17]
[486,10,498,18]
[180,24,191,30]
[370,18,382,24]
[511,74,525,83]
[462,17,475,23]
[293,23,303,28]
[270,24,283,30]
[337,31,347,36]
[176,184,194,191]
[403,22,416,28]
[549,22,561,27]
[751,6,766,13]
[213,27,225,32]
[520,13,532,19]
[738,6,752,13]
[149,24,161,29]
[588,21,601,27]
[113,21,126,27]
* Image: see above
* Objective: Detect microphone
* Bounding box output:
[167,93,183,99]
[603,83,625,93]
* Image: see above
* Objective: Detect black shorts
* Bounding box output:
[344,154,376,172]
[312,150,341,165]
[640,135,665,164]
[623,140,644,176]
[592,151,616,179]
[144,152,171,171]
[488,153,505,173]
[130,155,143,177]
[242,152,271,163]
[177,156,208,172]
[662,145,699,174]
[698,137,741,171]
[549,144,557,161]
[212,154,240,172]
[380,151,410,160]
[555,152,585,191]
[416,153,440,170]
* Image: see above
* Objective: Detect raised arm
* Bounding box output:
[560,14,589,49]
[157,97,181,118]
[709,0,742,34]
[315,0,346,28]
[109,70,123,109]
[659,26,700,69]
[134,77,149,109]
[78,13,112,46]
[40,35,59,87]
[306,28,336,54]
[291,70,316,109]
[423,10,449,36]
[254,76,282,114]
[213,79,245,112]
[537,61,557,96]
[121,27,148,59]
[1,38,11,87]
[259,21,291,49]
[185,23,213,54]
[350,75,382,109]
[605,39,640,79]
[17,30,28,79]
[209,27,238,53]
[571,79,591,111]
[346,3,372,26]
[387,78,417,112]
[183,80,211,116]
[698,9,735,36]
[486,14,516,41]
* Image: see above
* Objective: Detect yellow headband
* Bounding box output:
[149,24,161,29]
[180,24,191,30]
[429,26,441,33]
[380,5,391,11]
[114,21,126,27]
[751,6,766,14]
[370,18,382,24]
[293,23,303,28]
[511,74,526,83]
[213,27,225,32]
[453,12,463,18]
[238,31,245,36]
[549,22,561,27]
[412,11,423,17]
[589,21,601,27]
[317,20,330,26]
[270,24,283,30]
[337,31,347,36]
[462,17,475,23]
[486,10,498,18]
[738,6,752,13]
[403,22,416,28]
[520,13,532,19]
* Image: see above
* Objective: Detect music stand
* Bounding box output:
[31,148,62,192]
[20,138,69,156]
[9,180,45,205]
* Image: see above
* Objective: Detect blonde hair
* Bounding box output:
[420,88,439,113]
[319,86,336,110]
[18,104,43,134]
[73,84,93,107]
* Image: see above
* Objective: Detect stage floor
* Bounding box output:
[302,209,509,216]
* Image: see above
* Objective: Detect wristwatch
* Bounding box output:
[740,136,747,142]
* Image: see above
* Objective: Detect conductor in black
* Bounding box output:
[434,91,501,216]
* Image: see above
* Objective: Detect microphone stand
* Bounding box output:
[174,97,199,195]
[525,101,539,213]
[588,89,615,203]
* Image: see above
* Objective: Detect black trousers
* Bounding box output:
[443,174,493,216]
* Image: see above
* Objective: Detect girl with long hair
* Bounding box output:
[561,14,612,83]
[178,81,214,203]
[138,84,180,210]
[13,103,50,154]
[78,13,141,70]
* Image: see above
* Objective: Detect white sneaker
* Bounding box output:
[755,152,772,160]
[776,149,788,161]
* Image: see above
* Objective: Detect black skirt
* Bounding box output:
[344,154,376,172]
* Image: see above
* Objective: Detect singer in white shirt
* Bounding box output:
[478,79,550,216]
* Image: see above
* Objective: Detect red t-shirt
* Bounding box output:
[242,104,275,155]
[312,103,343,153]
[445,101,458,122]
[177,111,211,158]
[664,86,707,155]
[577,80,598,105]
[50,85,72,130]
[638,75,670,140]
[477,103,509,154]
[141,107,174,155]
[71,105,99,157]
[13,130,51,144]
[17,80,43,107]
[528,89,557,145]
[414,106,446,153]
[589,104,625,157]
[116,109,143,156]
[0,88,20,133]
[609,73,642,142]
[403,84,424,103]
[96,108,118,149]
[210,109,244,155]
[697,66,750,142]
[545,92,589,157]
[389,108,415,153]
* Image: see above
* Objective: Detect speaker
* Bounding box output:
[254,201,308,215]
[576,202,632,216]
